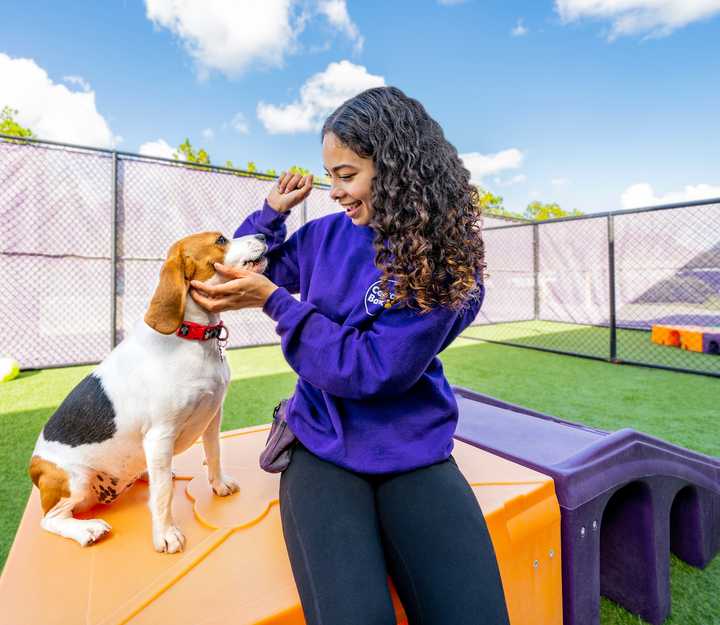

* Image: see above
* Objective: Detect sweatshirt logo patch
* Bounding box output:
[364,280,397,316]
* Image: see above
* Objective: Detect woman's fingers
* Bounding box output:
[189,280,212,296]
[189,289,224,312]
[191,265,256,297]
[300,174,314,197]
[272,171,314,205]
[213,262,250,279]
[189,279,225,296]
[190,288,255,313]
[190,278,246,297]
[286,172,303,192]
[274,172,314,209]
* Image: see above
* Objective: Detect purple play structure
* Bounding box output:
[703,331,720,355]
[453,386,720,625]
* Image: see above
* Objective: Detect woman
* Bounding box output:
[190,86,509,625]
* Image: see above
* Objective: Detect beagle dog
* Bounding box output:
[29,231,268,553]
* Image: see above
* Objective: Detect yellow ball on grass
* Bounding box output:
[0,357,20,383]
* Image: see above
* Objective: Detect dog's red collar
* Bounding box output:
[176,320,229,342]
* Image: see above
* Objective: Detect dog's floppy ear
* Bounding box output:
[144,243,188,334]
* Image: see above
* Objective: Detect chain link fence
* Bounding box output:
[2,134,718,377]
[0,136,323,369]
[465,200,720,378]
[0,134,514,370]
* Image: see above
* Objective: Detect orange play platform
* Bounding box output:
[0,426,562,625]
[651,323,720,353]
[651,324,683,348]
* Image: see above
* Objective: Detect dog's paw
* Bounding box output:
[211,474,240,497]
[153,525,186,554]
[76,519,111,547]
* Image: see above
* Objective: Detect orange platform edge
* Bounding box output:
[651,323,713,353]
[0,426,563,625]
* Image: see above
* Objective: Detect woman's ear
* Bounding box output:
[144,245,187,334]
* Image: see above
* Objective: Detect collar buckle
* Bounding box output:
[176,320,229,344]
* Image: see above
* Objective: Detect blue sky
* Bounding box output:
[1,0,719,214]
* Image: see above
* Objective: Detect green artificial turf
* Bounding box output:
[1,338,718,624]
[462,320,720,377]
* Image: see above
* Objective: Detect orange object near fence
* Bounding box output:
[651,325,682,347]
[679,328,705,353]
[0,426,563,625]
[651,324,720,353]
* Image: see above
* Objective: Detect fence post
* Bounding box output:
[301,198,308,227]
[607,214,617,362]
[111,151,118,349]
[533,223,540,320]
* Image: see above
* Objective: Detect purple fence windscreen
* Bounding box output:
[469,202,720,376]
[1,141,114,368]
[0,140,325,369]
[613,203,720,368]
[474,225,535,324]
[2,137,718,377]
[115,157,285,353]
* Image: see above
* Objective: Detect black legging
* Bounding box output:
[279,442,511,625]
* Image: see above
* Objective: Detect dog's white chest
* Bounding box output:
[92,326,230,450]
[168,368,228,452]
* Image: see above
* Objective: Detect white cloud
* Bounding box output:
[144,0,301,78]
[145,0,365,79]
[0,53,116,148]
[460,148,525,184]
[138,138,180,160]
[62,75,91,92]
[201,127,214,140]
[317,0,364,52]
[257,60,385,134]
[555,0,720,39]
[512,19,529,36]
[494,174,527,186]
[231,112,249,134]
[551,177,570,186]
[621,182,720,208]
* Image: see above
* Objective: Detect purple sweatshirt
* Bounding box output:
[235,201,484,473]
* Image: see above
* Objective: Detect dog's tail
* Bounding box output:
[28,456,71,514]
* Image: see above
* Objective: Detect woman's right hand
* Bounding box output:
[267,172,314,214]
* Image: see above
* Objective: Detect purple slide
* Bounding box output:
[452,386,720,625]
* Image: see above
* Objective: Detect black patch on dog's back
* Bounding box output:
[43,375,117,447]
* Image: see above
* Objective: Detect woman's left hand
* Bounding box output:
[190,263,279,313]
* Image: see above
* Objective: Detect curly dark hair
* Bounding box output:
[322,86,485,313]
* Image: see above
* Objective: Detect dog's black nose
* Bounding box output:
[254,234,266,242]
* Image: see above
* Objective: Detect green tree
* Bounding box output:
[475,187,527,221]
[217,152,314,182]
[0,107,34,139]
[477,188,505,212]
[222,159,277,180]
[174,138,210,165]
[288,165,311,176]
[524,201,583,221]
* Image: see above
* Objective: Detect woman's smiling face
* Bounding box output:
[322,132,375,226]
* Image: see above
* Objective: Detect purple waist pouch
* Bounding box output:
[259,399,298,473]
